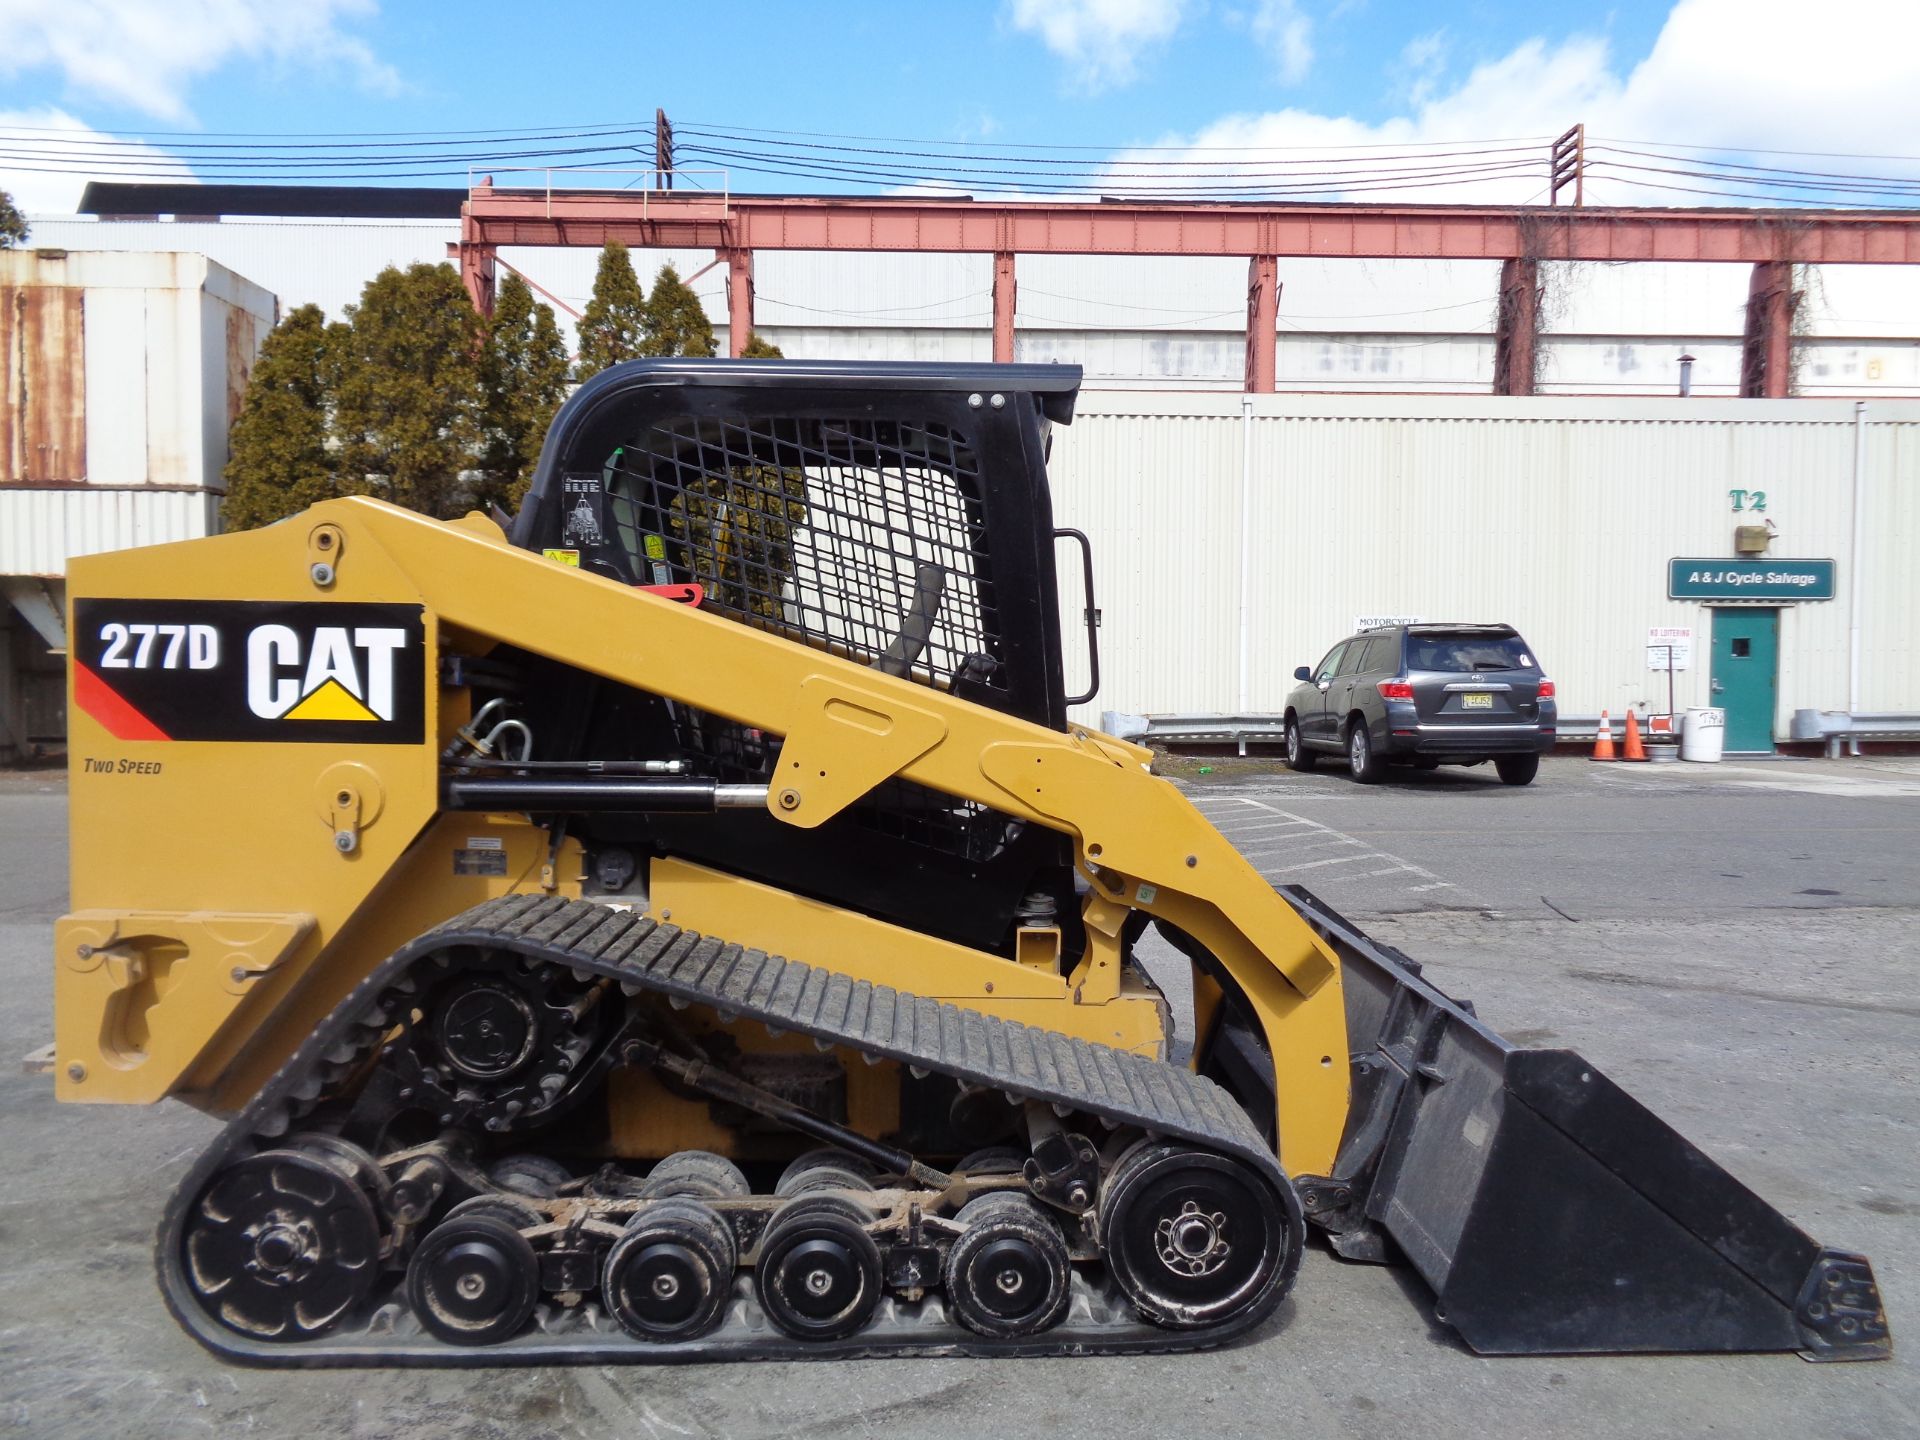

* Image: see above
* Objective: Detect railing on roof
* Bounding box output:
[468,167,730,223]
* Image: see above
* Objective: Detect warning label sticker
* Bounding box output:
[453,848,510,876]
[561,473,606,548]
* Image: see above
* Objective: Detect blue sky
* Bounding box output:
[2,1,1915,211]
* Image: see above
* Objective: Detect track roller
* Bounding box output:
[602,1197,738,1341]
[636,1150,751,1201]
[487,1153,572,1198]
[181,1147,383,1341]
[405,1212,540,1345]
[943,1192,1072,1338]
[1098,1140,1300,1330]
[954,1145,1028,1176]
[775,1147,879,1198]
[753,1194,883,1340]
[442,1193,543,1229]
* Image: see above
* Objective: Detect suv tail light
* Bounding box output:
[1538,679,1556,699]
[1377,680,1414,700]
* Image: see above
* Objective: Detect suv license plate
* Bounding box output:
[1462,692,1494,710]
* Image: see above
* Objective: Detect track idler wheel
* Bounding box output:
[603,1197,738,1341]
[405,1212,539,1345]
[181,1147,382,1341]
[1098,1141,1300,1330]
[943,1192,1072,1338]
[754,1194,883,1341]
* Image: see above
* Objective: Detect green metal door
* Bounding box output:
[1709,608,1779,753]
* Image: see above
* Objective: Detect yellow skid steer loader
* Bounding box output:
[51,360,1887,1364]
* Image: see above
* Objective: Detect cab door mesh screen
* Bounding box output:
[603,415,1001,693]
[598,413,1015,861]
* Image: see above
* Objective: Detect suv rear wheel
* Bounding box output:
[1284,717,1316,772]
[1346,718,1382,784]
[1495,754,1539,786]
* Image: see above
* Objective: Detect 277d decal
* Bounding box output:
[72,601,427,744]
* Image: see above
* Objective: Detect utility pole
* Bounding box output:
[655,109,674,191]
[1549,124,1585,206]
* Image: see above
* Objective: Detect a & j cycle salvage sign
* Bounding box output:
[1667,558,1836,602]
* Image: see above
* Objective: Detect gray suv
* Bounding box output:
[1283,623,1556,785]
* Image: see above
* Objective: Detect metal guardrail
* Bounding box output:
[1102,713,1284,754]
[1102,711,1697,754]
[1108,708,1919,758]
[1791,709,1920,758]
[469,167,732,220]
[1104,710,1612,753]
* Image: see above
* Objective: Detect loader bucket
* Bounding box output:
[1280,887,1890,1361]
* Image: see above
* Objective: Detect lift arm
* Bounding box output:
[339,499,1352,1175]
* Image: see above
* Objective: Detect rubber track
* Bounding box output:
[155,894,1302,1366]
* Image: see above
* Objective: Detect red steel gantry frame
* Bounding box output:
[458,188,1920,396]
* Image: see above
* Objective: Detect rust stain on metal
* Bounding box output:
[1,284,87,483]
[225,305,260,427]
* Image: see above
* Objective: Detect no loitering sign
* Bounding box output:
[1647,626,1692,669]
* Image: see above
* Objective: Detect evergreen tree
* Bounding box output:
[739,332,785,358]
[575,240,648,379]
[331,263,487,519]
[641,262,717,358]
[222,305,350,530]
[0,189,27,248]
[478,271,570,511]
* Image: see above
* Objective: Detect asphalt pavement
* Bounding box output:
[2,756,1915,1440]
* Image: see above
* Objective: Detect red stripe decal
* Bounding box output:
[637,583,704,606]
[73,661,171,742]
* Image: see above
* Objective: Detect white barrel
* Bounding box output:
[1681,708,1726,762]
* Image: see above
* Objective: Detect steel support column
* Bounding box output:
[1244,256,1279,393]
[1493,257,1541,395]
[1741,260,1797,397]
[726,248,755,358]
[456,242,497,317]
[992,252,1017,363]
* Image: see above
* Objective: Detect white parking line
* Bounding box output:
[1235,835,1355,854]
[1196,793,1494,912]
[1269,853,1380,873]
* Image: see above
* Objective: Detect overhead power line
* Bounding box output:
[5,114,1920,210]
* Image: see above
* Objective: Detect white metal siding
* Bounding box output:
[80,285,147,484]
[1046,409,1245,714]
[1,250,272,581]
[3,249,273,493]
[1050,395,1920,735]
[0,487,220,575]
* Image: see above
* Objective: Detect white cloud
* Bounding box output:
[0,0,400,123]
[0,109,198,215]
[1395,30,1447,106]
[1251,1,1314,85]
[1006,0,1192,92]
[1111,0,1920,205]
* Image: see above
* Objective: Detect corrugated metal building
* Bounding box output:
[1049,394,1918,743]
[4,216,1917,758]
[1,249,274,760]
[21,218,1920,397]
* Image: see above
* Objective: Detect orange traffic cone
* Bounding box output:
[1622,708,1648,761]
[1590,709,1617,761]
